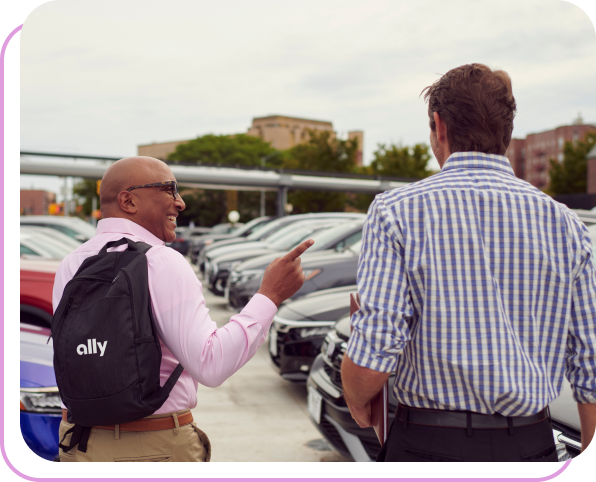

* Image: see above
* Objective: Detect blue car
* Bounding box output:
[20,323,62,461]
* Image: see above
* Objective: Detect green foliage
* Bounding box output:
[168,134,280,167]
[370,143,432,179]
[548,132,596,195]
[283,130,358,214]
[73,179,99,217]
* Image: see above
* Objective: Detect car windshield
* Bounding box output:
[347,239,362,254]
[210,224,233,234]
[304,223,361,248]
[246,219,288,241]
[229,217,271,237]
[268,223,339,251]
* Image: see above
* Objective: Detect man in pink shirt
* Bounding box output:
[54,156,313,462]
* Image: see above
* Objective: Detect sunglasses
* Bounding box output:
[125,181,179,200]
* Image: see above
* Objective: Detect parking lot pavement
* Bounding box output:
[190,265,349,462]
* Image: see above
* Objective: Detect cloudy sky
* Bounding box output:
[19,0,596,195]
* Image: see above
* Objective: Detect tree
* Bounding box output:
[168,134,280,167]
[283,130,359,214]
[548,132,596,195]
[369,143,432,179]
[167,134,282,223]
[72,179,99,217]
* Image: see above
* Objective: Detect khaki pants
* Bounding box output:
[59,410,211,462]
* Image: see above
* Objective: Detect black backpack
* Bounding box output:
[51,238,184,453]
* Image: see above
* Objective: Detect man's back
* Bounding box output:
[348,152,595,416]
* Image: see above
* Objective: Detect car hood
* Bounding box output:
[334,315,351,340]
[277,285,357,322]
[207,241,268,260]
[212,247,276,265]
[20,326,56,388]
[203,237,251,252]
[236,248,338,272]
[300,247,359,269]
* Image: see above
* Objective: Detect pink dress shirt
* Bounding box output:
[52,218,278,414]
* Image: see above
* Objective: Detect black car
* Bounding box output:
[228,240,361,309]
[190,216,274,264]
[227,221,364,310]
[268,285,357,382]
[206,219,344,296]
[307,316,398,461]
[167,227,190,255]
[198,213,365,273]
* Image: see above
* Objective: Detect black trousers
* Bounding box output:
[376,415,558,462]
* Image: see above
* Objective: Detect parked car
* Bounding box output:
[198,213,365,273]
[166,227,191,256]
[21,226,82,252]
[21,258,60,329]
[206,219,344,296]
[268,285,356,382]
[190,216,276,264]
[21,323,62,461]
[20,215,96,242]
[20,230,73,260]
[228,221,364,310]
[20,258,62,460]
[228,240,362,309]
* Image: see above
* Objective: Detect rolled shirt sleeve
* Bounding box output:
[566,226,596,404]
[346,195,414,373]
[147,246,277,388]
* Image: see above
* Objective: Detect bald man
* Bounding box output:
[53,157,313,462]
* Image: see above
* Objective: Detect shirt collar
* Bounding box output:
[441,152,515,177]
[95,218,166,246]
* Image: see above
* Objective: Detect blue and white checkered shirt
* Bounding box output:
[347,152,596,416]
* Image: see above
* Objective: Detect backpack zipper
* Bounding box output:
[47,296,73,344]
[121,270,139,337]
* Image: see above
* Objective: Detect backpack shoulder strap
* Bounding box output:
[98,237,153,255]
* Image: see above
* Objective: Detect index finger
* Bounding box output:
[284,239,315,261]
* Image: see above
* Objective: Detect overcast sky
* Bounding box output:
[19,0,596,196]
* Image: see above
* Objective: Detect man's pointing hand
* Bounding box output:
[257,239,314,307]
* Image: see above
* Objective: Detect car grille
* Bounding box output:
[319,418,350,455]
[324,364,343,389]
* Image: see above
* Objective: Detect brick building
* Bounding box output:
[505,115,596,189]
[588,144,596,194]
[138,114,364,166]
[20,190,56,215]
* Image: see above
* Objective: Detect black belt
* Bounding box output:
[395,404,549,430]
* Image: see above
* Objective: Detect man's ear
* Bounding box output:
[433,112,448,144]
[118,191,137,214]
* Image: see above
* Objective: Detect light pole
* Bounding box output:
[260,151,280,217]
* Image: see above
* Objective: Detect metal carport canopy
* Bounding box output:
[20,160,412,194]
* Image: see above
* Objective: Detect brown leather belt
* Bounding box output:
[395,404,548,430]
[61,409,193,432]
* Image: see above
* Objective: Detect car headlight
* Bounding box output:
[299,326,332,338]
[20,387,62,414]
[238,269,265,284]
[218,261,242,271]
[303,268,322,281]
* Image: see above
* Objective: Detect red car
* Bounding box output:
[20,258,60,328]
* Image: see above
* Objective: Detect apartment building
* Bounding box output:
[505,115,596,189]
[138,114,364,166]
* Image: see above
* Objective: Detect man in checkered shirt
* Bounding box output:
[341,63,596,462]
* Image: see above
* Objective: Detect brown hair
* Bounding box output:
[421,63,517,155]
